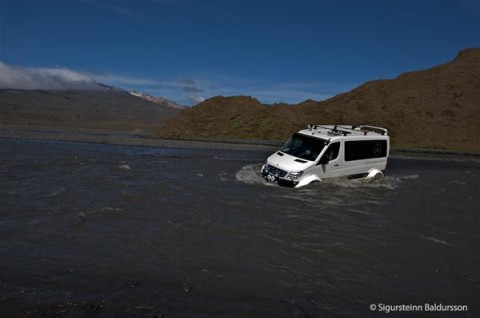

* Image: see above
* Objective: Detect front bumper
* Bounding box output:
[261,164,298,187]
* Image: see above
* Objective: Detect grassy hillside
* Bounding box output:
[158,48,480,152]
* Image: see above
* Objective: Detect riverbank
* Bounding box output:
[0,127,281,151]
[1,126,479,160]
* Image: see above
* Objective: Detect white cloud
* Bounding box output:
[0,62,100,90]
[129,72,352,106]
[178,73,350,104]
[0,60,350,105]
[81,0,140,18]
[186,95,205,104]
[89,73,160,86]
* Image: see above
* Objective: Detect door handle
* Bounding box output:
[334,163,339,167]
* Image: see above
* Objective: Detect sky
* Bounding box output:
[0,0,479,105]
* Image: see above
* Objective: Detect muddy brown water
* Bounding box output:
[1,139,479,317]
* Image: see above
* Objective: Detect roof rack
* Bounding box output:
[354,125,388,136]
[307,124,352,136]
[307,124,388,136]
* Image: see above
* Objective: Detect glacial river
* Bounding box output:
[1,138,479,317]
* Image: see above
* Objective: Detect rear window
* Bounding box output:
[345,140,387,161]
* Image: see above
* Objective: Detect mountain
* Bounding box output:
[0,87,180,136]
[156,95,299,140]
[129,91,185,110]
[157,48,480,152]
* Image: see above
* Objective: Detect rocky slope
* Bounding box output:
[0,87,180,136]
[129,91,185,110]
[158,48,480,152]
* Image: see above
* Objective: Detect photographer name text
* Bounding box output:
[369,303,468,314]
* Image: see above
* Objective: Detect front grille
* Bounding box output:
[265,165,287,178]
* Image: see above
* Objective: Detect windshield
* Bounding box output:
[280,133,327,161]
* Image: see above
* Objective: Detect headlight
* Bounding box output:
[261,164,268,174]
[288,171,304,180]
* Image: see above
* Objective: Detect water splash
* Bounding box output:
[235,164,413,190]
[235,164,270,185]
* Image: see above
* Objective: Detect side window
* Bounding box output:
[345,140,387,161]
[318,142,340,164]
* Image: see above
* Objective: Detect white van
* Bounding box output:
[261,125,390,188]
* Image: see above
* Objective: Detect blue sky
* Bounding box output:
[1,0,479,105]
